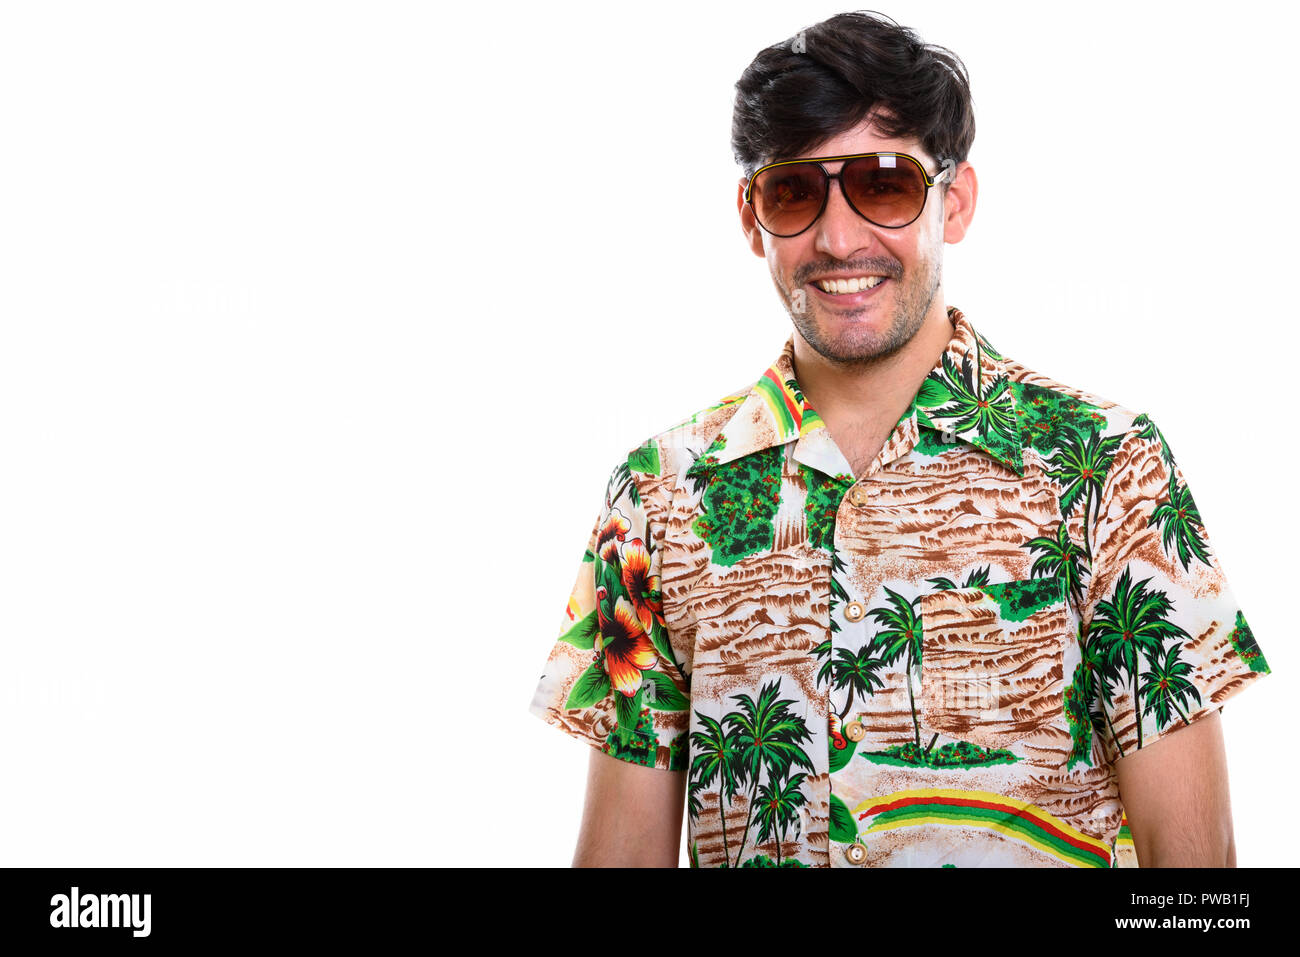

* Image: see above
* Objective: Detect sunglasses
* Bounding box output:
[744,152,955,238]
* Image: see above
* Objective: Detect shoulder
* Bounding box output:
[608,382,754,507]
[996,345,1152,451]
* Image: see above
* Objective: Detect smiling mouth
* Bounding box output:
[812,275,890,295]
[807,275,892,304]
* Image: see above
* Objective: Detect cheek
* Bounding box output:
[764,239,816,283]
[766,244,802,287]
[894,232,938,271]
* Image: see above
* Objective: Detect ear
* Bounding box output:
[941,161,978,244]
[737,177,765,258]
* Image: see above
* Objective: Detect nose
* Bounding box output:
[812,168,887,261]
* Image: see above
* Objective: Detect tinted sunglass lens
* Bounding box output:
[843,156,926,226]
[751,164,826,236]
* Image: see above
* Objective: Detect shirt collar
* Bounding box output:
[685,305,1024,481]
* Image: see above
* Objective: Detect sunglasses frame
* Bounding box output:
[744,151,955,238]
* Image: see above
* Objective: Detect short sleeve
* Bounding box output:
[1080,413,1270,765]
[528,455,691,771]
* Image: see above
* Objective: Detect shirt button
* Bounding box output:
[844,720,865,742]
[844,842,868,865]
[849,485,871,506]
[844,601,866,622]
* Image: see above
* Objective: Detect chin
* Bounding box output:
[799,312,912,362]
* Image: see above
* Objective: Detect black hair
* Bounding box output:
[732,10,974,184]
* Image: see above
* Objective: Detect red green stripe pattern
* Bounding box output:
[1116,813,1134,848]
[755,366,824,439]
[853,788,1112,868]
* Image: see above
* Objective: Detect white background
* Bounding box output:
[0,1,1293,867]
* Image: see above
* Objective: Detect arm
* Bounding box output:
[573,749,687,867]
[1113,708,1236,867]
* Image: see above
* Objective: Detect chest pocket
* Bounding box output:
[916,576,1069,752]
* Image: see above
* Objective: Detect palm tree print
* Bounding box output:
[815,551,851,692]
[684,445,714,498]
[833,644,887,720]
[1024,523,1087,607]
[1132,413,1175,466]
[927,565,991,591]
[1080,621,1127,758]
[813,637,834,698]
[607,459,642,510]
[753,771,808,865]
[814,637,834,693]
[1150,471,1212,570]
[927,343,1017,447]
[1045,426,1123,560]
[724,680,814,867]
[1089,567,1191,748]
[1138,640,1201,728]
[688,714,739,863]
[867,587,924,747]
[687,781,703,821]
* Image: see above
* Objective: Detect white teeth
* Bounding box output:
[816,275,887,294]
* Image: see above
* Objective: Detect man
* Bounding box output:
[528,11,1270,868]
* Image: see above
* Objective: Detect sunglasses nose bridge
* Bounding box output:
[818,165,883,236]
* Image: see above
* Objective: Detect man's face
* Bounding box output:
[738,115,971,365]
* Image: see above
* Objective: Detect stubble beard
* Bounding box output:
[787,257,942,367]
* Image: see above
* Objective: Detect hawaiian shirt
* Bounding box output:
[529,305,1271,868]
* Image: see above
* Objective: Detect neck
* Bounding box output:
[790,304,954,431]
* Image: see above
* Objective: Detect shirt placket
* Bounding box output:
[821,410,921,866]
